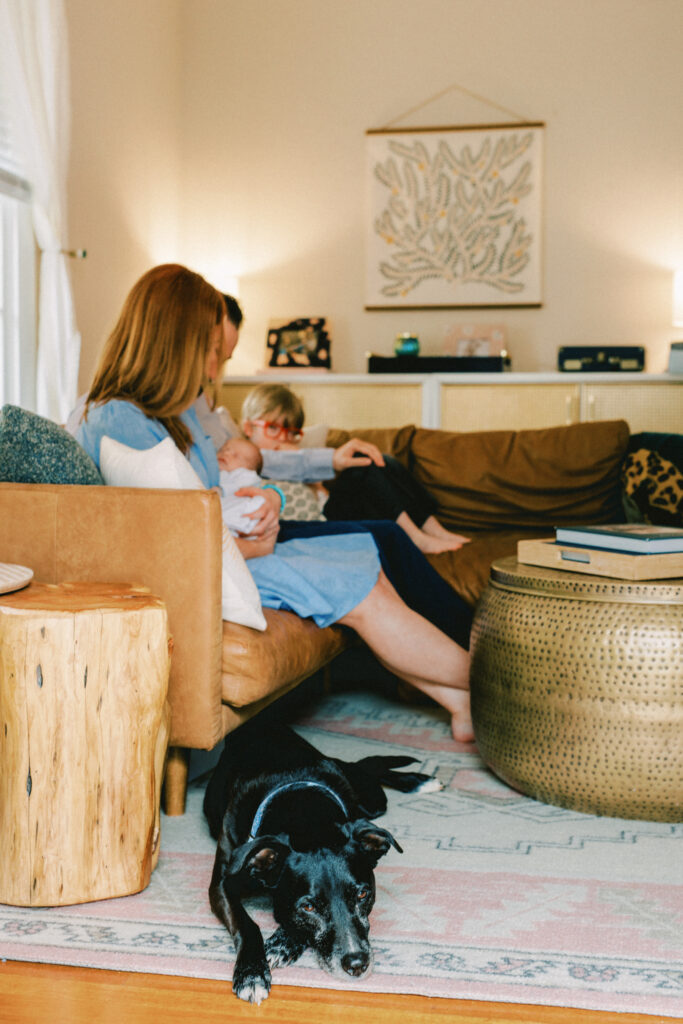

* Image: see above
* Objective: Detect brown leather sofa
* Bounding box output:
[0,416,631,815]
[327,419,631,605]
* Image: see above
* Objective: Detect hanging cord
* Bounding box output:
[379,81,529,130]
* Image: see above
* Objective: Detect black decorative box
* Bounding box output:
[557,346,645,372]
[367,355,509,374]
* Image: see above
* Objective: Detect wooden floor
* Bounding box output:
[0,961,674,1024]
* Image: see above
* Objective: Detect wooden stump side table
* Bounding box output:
[0,582,171,906]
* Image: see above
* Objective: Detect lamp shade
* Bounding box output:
[674,270,683,327]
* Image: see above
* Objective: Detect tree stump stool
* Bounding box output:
[0,582,171,906]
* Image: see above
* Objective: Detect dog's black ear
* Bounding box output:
[228,836,291,887]
[346,820,403,862]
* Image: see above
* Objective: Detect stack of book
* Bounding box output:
[518,524,683,581]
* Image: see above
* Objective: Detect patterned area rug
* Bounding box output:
[1,690,682,1016]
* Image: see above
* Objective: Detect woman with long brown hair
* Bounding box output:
[76,264,473,741]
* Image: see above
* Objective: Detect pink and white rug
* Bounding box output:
[1,691,682,1016]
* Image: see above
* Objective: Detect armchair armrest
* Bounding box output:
[0,483,224,749]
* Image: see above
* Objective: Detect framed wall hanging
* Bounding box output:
[365,122,544,310]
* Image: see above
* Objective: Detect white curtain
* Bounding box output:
[0,0,79,421]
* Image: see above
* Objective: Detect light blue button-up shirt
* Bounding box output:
[75,399,220,488]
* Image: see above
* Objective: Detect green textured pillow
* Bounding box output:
[0,404,104,484]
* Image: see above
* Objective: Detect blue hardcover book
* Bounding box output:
[554,524,683,554]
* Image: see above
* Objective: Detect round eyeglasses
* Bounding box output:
[249,419,303,442]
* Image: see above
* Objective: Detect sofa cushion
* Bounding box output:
[326,424,416,463]
[621,431,683,527]
[426,529,549,607]
[407,420,630,531]
[0,404,103,484]
[221,607,349,707]
[327,420,629,532]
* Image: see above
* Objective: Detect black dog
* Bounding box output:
[203,720,440,1003]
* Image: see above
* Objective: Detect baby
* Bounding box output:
[217,437,267,537]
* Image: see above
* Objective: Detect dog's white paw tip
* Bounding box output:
[234,979,271,1005]
[251,984,270,1006]
[236,978,270,1003]
[416,778,444,793]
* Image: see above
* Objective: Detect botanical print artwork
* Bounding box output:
[365,123,544,308]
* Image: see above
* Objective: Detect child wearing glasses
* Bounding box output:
[237,383,470,556]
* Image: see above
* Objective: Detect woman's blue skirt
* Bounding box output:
[247,533,380,627]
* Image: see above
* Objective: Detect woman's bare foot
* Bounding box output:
[424,682,474,742]
[448,687,474,742]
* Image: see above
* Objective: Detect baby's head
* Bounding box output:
[241,383,304,449]
[219,437,263,473]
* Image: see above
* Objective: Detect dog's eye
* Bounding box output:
[357,888,370,902]
[301,900,316,913]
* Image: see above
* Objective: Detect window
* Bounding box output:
[0,79,36,410]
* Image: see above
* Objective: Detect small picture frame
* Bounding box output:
[266,317,331,369]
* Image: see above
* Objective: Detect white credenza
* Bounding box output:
[218,373,683,435]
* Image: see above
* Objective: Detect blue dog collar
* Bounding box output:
[249,780,349,839]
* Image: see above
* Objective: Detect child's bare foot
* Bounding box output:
[396,512,471,554]
[415,532,470,554]
[423,516,471,549]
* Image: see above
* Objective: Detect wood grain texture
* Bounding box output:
[0,962,671,1024]
[0,582,170,905]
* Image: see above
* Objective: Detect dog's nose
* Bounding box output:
[341,953,369,977]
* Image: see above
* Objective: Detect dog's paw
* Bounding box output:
[393,769,444,794]
[414,775,444,794]
[232,960,272,1004]
[265,927,306,968]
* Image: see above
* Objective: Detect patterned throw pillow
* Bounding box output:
[269,480,326,521]
[621,432,683,527]
[0,404,103,484]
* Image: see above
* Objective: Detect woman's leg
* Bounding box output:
[338,570,473,742]
[278,518,472,647]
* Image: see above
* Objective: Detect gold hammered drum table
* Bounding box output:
[470,557,683,821]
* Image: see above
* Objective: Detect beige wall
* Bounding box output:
[67,0,683,390]
[66,0,182,389]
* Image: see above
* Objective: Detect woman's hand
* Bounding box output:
[332,438,385,472]
[234,533,277,558]
[235,485,282,537]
